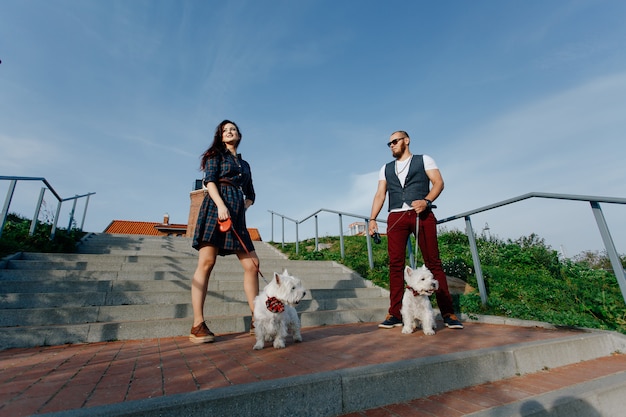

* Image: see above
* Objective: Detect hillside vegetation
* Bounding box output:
[0,213,84,258]
[271,230,626,334]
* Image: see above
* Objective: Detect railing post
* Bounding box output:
[465,215,488,306]
[590,201,626,305]
[366,223,374,269]
[29,187,46,236]
[50,202,62,240]
[67,196,78,231]
[314,215,319,251]
[295,222,300,255]
[338,213,345,260]
[270,212,274,242]
[0,179,17,239]
[80,194,91,231]
[281,217,285,248]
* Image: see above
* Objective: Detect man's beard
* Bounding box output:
[392,143,406,159]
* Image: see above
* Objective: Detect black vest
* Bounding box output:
[385,155,430,211]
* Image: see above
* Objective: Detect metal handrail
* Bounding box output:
[269,208,385,269]
[0,176,96,240]
[438,192,626,306]
[269,192,626,305]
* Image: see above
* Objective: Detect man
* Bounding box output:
[368,130,463,330]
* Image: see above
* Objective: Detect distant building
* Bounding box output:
[104,185,262,241]
[348,221,367,236]
[104,214,188,237]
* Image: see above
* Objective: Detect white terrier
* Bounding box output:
[253,269,306,350]
[400,265,439,335]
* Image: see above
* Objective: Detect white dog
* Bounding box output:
[400,265,439,335]
[253,269,306,350]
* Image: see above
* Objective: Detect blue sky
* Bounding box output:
[1,0,625,257]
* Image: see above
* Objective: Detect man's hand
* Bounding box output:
[411,200,429,214]
[368,219,377,236]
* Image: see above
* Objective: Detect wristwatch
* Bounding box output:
[424,199,432,209]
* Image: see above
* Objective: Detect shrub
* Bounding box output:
[0,213,85,258]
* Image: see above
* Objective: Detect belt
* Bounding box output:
[218,178,238,187]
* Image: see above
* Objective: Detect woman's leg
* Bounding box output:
[191,244,218,327]
[237,251,260,313]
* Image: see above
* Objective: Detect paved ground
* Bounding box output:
[1,320,625,417]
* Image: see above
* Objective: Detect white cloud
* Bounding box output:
[458,72,625,193]
[122,134,196,158]
[0,134,63,174]
[438,72,626,254]
[326,171,378,216]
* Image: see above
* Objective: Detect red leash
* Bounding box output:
[218,218,267,283]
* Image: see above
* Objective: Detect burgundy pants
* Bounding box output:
[386,209,454,319]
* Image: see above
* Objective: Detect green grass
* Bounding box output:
[271,230,626,334]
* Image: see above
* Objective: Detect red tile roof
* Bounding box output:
[104,220,187,236]
[103,220,262,241]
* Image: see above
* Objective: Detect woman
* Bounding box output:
[190,120,259,343]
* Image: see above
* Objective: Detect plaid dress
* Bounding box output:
[192,149,256,255]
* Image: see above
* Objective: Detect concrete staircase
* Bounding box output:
[0,233,389,350]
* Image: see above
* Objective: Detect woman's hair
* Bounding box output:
[199,119,242,170]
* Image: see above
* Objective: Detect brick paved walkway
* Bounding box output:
[0,321,622,416]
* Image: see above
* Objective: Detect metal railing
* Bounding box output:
[269,192,626,306]
[268,208,382,269]
[0,176,96,240]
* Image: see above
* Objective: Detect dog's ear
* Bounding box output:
[274,271,281,285]
[405,265,413,276]
[282,268,289,276]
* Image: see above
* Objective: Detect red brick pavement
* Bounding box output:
[0,321,622,417]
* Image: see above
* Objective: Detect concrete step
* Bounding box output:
[0,266,366,280]
[75,233,286,258]
[0,307,389,350]
[0,233,390,349]
[0,295,390,325]
[0,277,381,294]
[2,258,335,272]
[0,287,385,308]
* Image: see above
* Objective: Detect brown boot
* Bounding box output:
[189,322,215,343]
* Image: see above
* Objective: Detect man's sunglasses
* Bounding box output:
[387,137,406,147]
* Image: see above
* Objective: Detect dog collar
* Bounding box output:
[406,285,421,297]
[266,297,285,313]
[406,285,434,296]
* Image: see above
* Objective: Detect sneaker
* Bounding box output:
[378,314,403,329]
[189,322,215,343]
[443,313,464,329]
[249,320,255,336]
